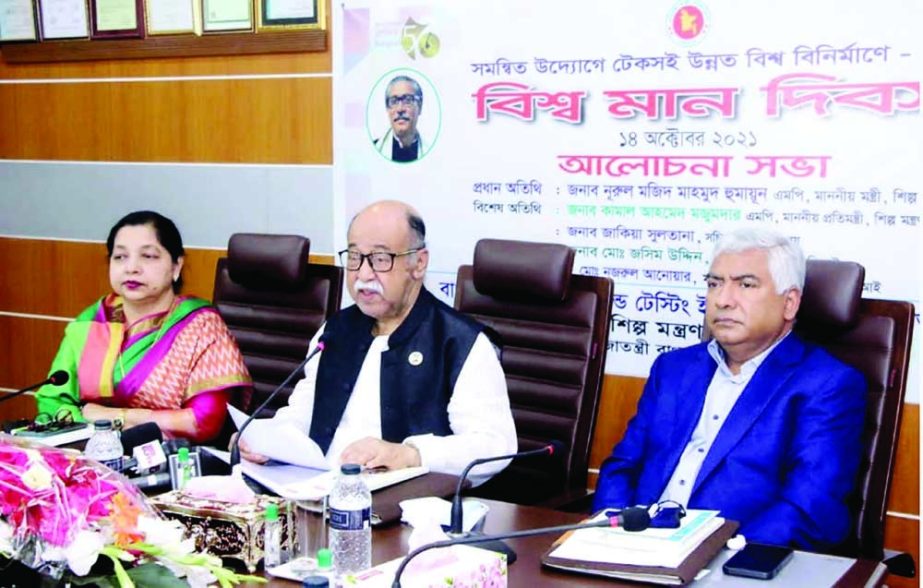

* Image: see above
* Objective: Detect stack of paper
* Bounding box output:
[552,510,723,567]
[238,460,428,501]
[542,509,738,585]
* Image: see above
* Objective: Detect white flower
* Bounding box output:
[161,560,218,588]
[137,516,186,549]
[64,530,105,576]
[0,520,13,556]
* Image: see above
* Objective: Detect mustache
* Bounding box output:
[393,114,411,122]
[355,279,384,294]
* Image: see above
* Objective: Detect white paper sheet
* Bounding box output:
[228,404,329,469]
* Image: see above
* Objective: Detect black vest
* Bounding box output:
[309,288,484,453]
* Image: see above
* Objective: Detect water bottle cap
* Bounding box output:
[265,503,279,521]
[340,463,361,475]
[93,419,113,430]
[177,447,190,461]
[301,576,329,587]
[316,548,333,569]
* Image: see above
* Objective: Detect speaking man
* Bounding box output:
[239,200,516,484]
[594,228,866,549]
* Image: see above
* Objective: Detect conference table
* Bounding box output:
[248,497,887,587]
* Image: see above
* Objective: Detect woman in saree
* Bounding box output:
[35,211,251,444]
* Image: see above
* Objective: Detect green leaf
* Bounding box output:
[68,574,121,587]
[125,562,189,588]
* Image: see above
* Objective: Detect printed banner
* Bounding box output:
[333,1,922,400]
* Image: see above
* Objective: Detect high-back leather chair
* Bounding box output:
[794,260,913,561]
[703,259,913,561]
[213,233,343,416]
[454,238,613,507]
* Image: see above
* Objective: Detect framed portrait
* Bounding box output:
[366,68,442,165]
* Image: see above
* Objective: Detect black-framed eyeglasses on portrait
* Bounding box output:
[386,94,422,108]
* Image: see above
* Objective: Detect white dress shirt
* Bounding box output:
[273,324,518,486]
[659,332,790,506]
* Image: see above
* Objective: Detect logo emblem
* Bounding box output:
[408,351,424,366]
[667,2,710,45]
[401,18,440,60]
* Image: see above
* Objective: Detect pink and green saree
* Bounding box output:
[36,294,251,441]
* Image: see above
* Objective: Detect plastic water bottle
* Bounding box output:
[83,419,123,471]
[176,447,193,490]
[314,548,335,584]
[328,463,371,576]
[264,503,282,568]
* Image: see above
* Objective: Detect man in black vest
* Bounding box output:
[240,200,517,484]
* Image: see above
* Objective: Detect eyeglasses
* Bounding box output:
[338,248,423,272]
[27,409,76,433]
[386,94,421,108]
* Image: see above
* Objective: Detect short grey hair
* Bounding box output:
[712,227,805,293]
[385,75,423,108]
[407,211,426,249]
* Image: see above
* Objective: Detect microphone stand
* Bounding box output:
[446,443,560,564]
[391,515,638,588]
[229,338,327,467]
[0,371,69,405]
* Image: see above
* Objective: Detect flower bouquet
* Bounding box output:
[0,433,265,587]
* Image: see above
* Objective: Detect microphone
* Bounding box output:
[0,370,69,404]
[229,334,329,467]
[449,441,563,536]
[392,507,651,588]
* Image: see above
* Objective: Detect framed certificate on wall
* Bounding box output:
[145,0,200,35]
[89,0,144,38]
[38,0,89,39]
[256,0,321,31]
[0,0,39,41]
[201,0,251,32]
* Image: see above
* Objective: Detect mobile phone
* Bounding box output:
[722,543,794,580]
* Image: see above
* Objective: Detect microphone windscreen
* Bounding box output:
[120,422,163,455]
[620,507,652,532]
[546,440,566,457]
[49,370,69,386]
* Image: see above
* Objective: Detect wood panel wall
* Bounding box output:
[0,9,331,165]
[0,77,331,163]
[1,3,917,582]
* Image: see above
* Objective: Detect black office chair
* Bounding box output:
[213,233,343,417]
[454,238,613,508]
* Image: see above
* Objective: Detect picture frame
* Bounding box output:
[0,0,39,41]
[255,0,321,32]
[89,0,144,39]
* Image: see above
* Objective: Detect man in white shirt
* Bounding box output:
[239,200,517,484]
[594,227,866,549]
